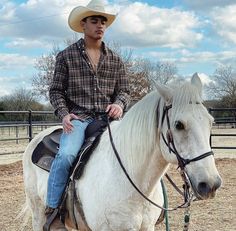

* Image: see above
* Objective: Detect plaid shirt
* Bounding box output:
[49,38,130,120]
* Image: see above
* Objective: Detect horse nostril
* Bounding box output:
[197,182,211,197]
[197,177,222,199]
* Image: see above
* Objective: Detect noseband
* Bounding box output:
[160,103,214,170]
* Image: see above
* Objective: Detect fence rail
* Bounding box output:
[0,109,236,155]
[0,110,61,143]
[208,108,236,150]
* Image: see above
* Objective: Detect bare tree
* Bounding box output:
[1,87,43,111]
[32,44,60,100]
[128,58,178,100]
[150,61,177,85]
[32,34,82,101]
[207,65,236,107]
[128,58,151,100]
[106,41,133,65]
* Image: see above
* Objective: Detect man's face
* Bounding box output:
[81,16,107,40]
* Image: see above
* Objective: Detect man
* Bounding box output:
[44,0,130,230]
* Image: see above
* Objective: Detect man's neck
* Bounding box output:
[84,37,102,50]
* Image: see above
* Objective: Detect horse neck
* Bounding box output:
[108,92,169,191]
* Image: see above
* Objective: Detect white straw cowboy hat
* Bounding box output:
[68,0,116,33]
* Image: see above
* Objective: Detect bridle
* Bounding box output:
[107,100,214,212]
[159,102,214,214]
[160,103,214,171]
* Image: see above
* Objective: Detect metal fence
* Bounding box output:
[209,108,236,150]
[0,109,235,154]
[0,110,61,143]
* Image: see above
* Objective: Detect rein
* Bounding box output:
[106,99,213,213]
[106,114,191,212]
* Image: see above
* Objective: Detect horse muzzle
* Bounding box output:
[192,175,222,200]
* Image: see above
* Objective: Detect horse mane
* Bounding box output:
[106,91,161,174]
[117,82,203,155]
[101,81,211,175]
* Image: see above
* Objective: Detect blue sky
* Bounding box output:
[1,0,236,99]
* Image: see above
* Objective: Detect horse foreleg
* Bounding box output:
[26,193,46,231]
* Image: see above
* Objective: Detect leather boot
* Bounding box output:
[43,207,68,231]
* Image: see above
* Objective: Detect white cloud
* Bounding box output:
[0,75,33,97]
[183,0,236,10]
[0,0,203,49]
[0,0,82,40]
[210,5,236,45]
[2,0,236,51]
[5,38,51,49]
[110,2,203,48]
[0,53,35,70]
[183,72,212,84]
[198,73,213,85]
[148,49,236,66]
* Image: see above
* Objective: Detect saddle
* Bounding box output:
[32,119,107,179]
[33,119,109,231]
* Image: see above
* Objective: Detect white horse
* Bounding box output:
[22,73,221,231]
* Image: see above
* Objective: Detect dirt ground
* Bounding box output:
[0,158,235,231]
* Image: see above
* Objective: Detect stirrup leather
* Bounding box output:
[43,208,59,231]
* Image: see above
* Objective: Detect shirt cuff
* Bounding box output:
[56,108,69,120]
[113,100,125,110]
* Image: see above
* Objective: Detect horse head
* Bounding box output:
[156,73,222,200]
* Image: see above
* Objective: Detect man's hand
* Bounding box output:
[106,104,123,119]
[62,113,79,133]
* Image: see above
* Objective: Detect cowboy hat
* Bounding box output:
[68,0,116,33]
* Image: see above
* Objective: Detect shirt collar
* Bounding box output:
[78,38,107,55]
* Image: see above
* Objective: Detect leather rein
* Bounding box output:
[107,100,214,211]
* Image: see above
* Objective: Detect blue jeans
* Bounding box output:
[46,118,93,208]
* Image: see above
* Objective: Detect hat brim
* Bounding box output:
[68,6,116,33]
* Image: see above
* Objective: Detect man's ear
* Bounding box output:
[80,20,85,30]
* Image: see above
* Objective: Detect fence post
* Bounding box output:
[16,126,19,144]
[28,110,33,141]
[208,108,212,147]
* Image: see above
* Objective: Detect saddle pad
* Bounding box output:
[32,120,107,176]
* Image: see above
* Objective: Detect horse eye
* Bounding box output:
[175,121,185,130]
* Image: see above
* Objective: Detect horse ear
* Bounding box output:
[155,83,173,103]
[191,72,202,95]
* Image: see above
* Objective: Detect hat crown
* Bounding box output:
[87,0,105,12]
[68,0,116,33]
